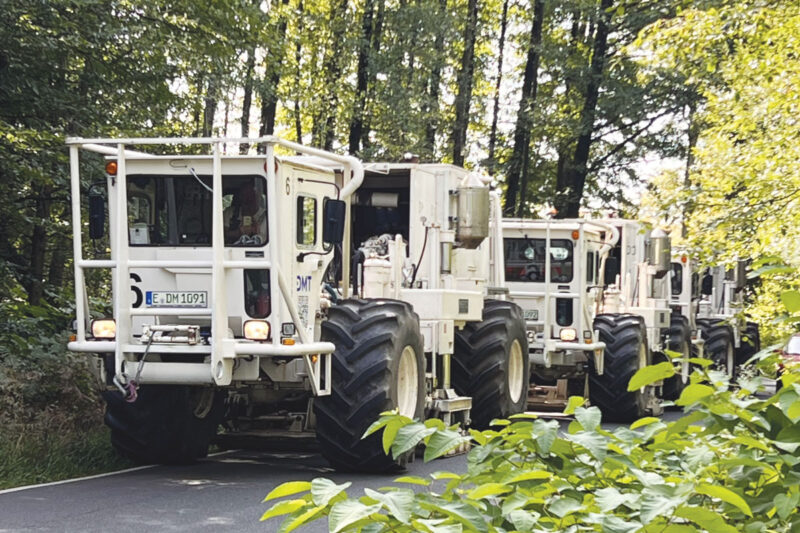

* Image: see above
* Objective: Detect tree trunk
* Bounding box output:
[555,0,613,218]
[259,0,290,151]
[348,0,377,155]
[202,77,217,138]
[293,0,305,142]
[450,0,479,166]
[503,0,544,216]
[26,186,51,305]
[487,0,509,176]
[360,0,386,153]
[682,99,698,237]
[423,0,448,160]
[312,0,349,150]
[555,11,583,192]
[47,236,67,291]
[240,50,256,154]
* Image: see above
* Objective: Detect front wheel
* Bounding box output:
[452,299,530,429]
[314,299,425,473]
[736,321,761,366]
[589,314,653,423]
[698,319,735,378]
[661,314,691,401]
[103,385,224,464]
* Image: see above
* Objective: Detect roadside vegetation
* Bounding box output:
[262,359,800,532]
[0,300,131,490]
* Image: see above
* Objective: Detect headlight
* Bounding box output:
[91,319,116,339]
[559,328,577,342]
[244,319,270,340]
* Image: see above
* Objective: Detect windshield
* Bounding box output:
[671,263,683,296]
[504,238,574,283]
[126,174,268,247]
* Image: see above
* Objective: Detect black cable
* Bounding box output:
[409,226,430,287]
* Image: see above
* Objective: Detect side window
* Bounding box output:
[586,251,595,284]
[297,195,316,246]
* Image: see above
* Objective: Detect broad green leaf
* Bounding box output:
[508,470,552,483]
[594,487,638,512]
[548,496,582,518]
[688,357,713,368]
[676,383,715,406]
[575,406,602,431]
[533,419,559,453]
[566,430,607,460]
[364,488,414,524]
[430,471,461,480]
[695,484,752,516]
[628,362,675,391]
[508,509,538,531]
[260,499,307,521]
[564,395,585,414]
[781,290,800,313]
[748,264,794,279]
[675,505,737,533]
[381,417,406,455]
[391,423,436,457]
[328,500,382,533]
[278,504,326,533]
[774,492,800,520]
[419,501,488,533]
[640,487,688,524]
[599,515,643,533]
[264,481,312,502]
[467,482,511,499]
[631,417,660,429]
[310,478,351,507]
[394,476,430,486]
[424,430,468,462]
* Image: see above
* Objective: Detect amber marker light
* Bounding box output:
[681,255,688,264]
[571,230,580,240]
[281,338,296,346]
[105,161,118,175]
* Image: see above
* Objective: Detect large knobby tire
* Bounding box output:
[452,299,529,429]
[314,298,425,473]
[102,385,224,464]
[698,318,735,377]
[736,321,761,366]
[661,314,691,401]
[589,314,652,423]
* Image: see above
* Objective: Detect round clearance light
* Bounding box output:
[105,161,118,176]
[571,230,580,240]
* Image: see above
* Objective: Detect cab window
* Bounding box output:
[297,196,316,246]
[503,238,574,283]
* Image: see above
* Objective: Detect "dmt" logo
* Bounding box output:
[296,275,312,292]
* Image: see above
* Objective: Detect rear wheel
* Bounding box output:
[452,299,529,429]
[698,319,735,378]
[314,299,425,473]
[103,385,224,464]
[589,314,652,423]
[661,314,691,401]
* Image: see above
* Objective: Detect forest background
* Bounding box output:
[1,0,798,486]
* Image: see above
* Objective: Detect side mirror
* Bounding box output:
[88,191,105,240]
[322,199,346,245]
[701,273,713,296]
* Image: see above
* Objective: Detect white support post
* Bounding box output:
[210,141,231,385]
[265,143,282,344]
[342,161,352,299]
[114,144,131,377]
[69,146,87,343]
[544,222,552,340]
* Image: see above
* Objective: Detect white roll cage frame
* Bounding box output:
[66,136,364,393]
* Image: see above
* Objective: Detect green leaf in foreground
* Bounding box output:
[676,383,715,406]
[674,505,738,533]
[695,484,752,517]
[311,478,351,507]
[328,500,382,533]
[628,362,675,391]
[264,481,312,502]
[260,499,307,521]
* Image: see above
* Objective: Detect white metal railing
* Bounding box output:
[68,136,364,393]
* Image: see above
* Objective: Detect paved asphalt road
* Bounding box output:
[0,410,683,533]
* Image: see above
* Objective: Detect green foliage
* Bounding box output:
[263,366,800,532]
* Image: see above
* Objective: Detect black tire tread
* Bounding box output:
[589,314,650,423]
[698,318,734,375]
[736,321,761,366]
[452,299,529,429]
[662,314,691,401]
[103,385,223,465]
[314,298,425,473]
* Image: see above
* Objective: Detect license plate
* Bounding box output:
[146,291,208,308]
[524,309,539,321]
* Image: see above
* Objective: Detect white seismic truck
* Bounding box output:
[671,253,760,378]
[501,218,673,422]
[66,137,527,471]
